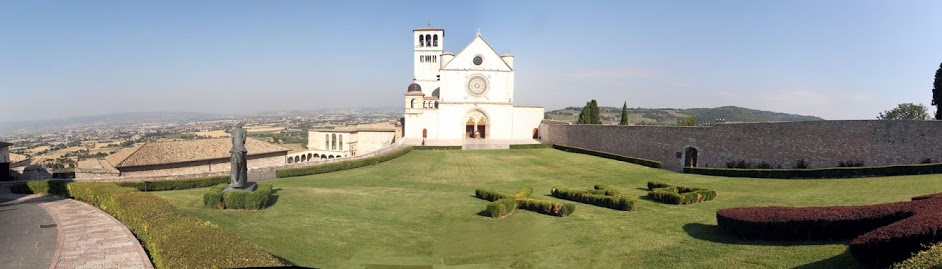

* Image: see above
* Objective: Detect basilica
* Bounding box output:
[403,27,544,147]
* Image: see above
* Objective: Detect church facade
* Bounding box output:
[403,27,544,146]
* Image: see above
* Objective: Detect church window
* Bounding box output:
[332,134,337,150]
[473,56,483,66]
[325,134,329,149]
[433,35,438,47]
[435,101,439,108]
[425,34,431,47]
[411,98,417,108]
[339,135,343,150]
[433,55,437,63]
[419,55,423,63]
[419,35,424,47]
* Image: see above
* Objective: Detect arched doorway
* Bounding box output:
[466,119,475,138]
[684,147,699,167]
[422,128,427,138]
[532,128,539,139]
[476,118,487,139]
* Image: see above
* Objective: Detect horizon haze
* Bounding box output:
[2,0,941,121]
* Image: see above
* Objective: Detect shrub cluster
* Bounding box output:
[685,162,942,179]
[589,184,621,196]
[277,146,413,178]
[474,187,575,218]
[716,193,942,266]
[649,188,716,205]
[203,184,227,209]
[9,179,70,195]
[551,145,663,169]
[551,186,636,211]
[893,241,942,269]
[63,182,284,268]
[474,189,511,201]
[517,198,576,217]
[414,146,462,150]
[204,184,274,210]
[509,144,553,149]
[484,198,516,218]
[117,176,229,191]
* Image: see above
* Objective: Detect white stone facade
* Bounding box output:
[403,28,544,146]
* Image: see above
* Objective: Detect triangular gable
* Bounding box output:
[442,34,512,71]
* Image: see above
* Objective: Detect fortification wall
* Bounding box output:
[540,120,942,171]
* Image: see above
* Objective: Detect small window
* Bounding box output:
[473,56,483,66]
[425,34,431,47]
[419,35,424,47]
[433,35,438,47]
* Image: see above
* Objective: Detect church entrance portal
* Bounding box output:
[684,147,698,167]
[464,111,488,139]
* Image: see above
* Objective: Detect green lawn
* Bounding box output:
[152,149,942,268]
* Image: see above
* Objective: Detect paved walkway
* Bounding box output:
[0,192,153,269]
[0,194,57,269]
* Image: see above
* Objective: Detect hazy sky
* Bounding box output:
[2,0,941,121]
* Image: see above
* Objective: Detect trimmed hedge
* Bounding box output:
[551,187,636,211]
[9,180,70,195]
[647,181,673,190]
[208,184,274,210]
[685,162,942,179]
[517,198,576,217]
[552,144,662,169]
[591,184,621,196]
[475,189,511,201]
[277,146,413,178]
[893,241,942,269]
[485,198,517,218]
[414,146,462,150]
[509,144,553,149]
[64,182,284,268]
[474,187,574,217]
[117,176,229,191]
[202,184,227,209]
[645,182,716,205]
[716,193,942,266]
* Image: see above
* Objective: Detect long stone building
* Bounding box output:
[76,138,289,179]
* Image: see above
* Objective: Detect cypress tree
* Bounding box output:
[589,99,601,124]
[577,102,590,124]
[619,101,629,125]
[933,62,942,119]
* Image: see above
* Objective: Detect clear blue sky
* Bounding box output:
[2,0,940,121]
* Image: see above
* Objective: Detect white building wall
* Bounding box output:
[438,71,514,103]
[512,107,545,139]
[357,131,396,155]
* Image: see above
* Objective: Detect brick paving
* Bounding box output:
[39,197,153,269]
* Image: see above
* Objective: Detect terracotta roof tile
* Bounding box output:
[105,138,288,168]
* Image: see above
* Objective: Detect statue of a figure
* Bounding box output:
[229,126,248,188]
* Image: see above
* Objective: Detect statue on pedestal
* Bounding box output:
[226,125,256,192]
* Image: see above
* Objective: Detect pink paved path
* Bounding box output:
[37,196,153,269]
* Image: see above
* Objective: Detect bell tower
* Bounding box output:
[413,26,443,96]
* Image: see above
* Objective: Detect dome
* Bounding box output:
[407,79,422,93]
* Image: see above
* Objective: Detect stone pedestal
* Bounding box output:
[222,182,258,193]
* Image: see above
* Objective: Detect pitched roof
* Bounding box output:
[105,138,289,168]
[441,34,512,71]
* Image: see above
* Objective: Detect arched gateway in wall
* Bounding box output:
[464,109,489,139]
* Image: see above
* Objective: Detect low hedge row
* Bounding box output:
[509,144,553,149]
[484,198,517,218]
[645,182,717,205]
[716,193,942,266]
[474,187,575,218]
[206,184,274,210]
[517,198,576,217]
[589,184,621,196]
[893,241,942,269]
[276,146,413,178]
[116,176,229,191]
[550,187,636,211]
[414,146,462,150]
[63,182,284,268]
[9,179,70,195]
[474,189,511,202]
[685,162,942,179]
[552,144,663,169]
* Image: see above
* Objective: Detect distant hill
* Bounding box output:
[545,106,823,125]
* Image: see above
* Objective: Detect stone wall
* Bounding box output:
[540,120,942,171]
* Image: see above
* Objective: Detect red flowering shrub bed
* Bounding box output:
[716,193,942,266]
